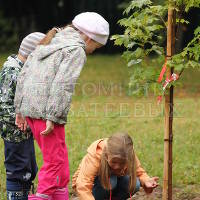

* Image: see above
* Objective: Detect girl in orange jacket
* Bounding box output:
[72,133,159,200]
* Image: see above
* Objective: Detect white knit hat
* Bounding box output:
[72,12,109,45]
[18,32,45,58]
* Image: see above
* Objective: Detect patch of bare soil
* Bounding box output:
[132,186,200,200]
[70,185,200,200]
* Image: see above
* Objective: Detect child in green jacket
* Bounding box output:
[0,32,45,200]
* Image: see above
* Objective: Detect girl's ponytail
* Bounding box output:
[39,28,60,45]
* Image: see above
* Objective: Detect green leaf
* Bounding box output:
[146,24,164,32]
[184,0,200,12]
[176,18,190,24]
[128,59,143,66]
[194,26,200,36]
[134,48,144,58]
[127,41,139,48]
[174,63,185,71]
[123,0,152,15]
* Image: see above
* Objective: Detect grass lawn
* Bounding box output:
[0,54,200,199]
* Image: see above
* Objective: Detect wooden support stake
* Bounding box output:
[162,7,175,200]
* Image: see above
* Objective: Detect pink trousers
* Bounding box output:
[26,117,70,199]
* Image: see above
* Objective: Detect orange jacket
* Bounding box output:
[72,139,150,200]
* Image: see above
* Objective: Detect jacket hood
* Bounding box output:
[36,27,86,60]
[87,139,107,160]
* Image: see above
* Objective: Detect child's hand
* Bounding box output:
[15,113,28,131]
[143,177,159,194]
[40,120,54,135]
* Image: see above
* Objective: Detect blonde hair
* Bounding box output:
[39,28,58,45]
[98,132,136,193]
[39,25,82,46]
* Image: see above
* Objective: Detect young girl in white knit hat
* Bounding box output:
[0,32,45,200]
[14,12,109,200]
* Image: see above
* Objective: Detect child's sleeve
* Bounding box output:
[45,46,86,123]
[74,152,99,200]
[0,67,18,103]
[135,155,150,186]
